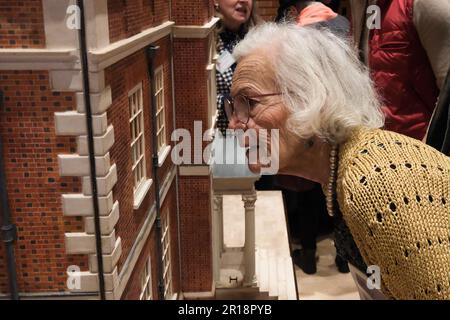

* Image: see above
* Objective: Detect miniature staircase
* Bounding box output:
[255,247,297,300]
[216,191,298,300]
[215,247,296,300]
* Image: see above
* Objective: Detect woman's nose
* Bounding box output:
[228,116,248,131]
[228,116,238,129]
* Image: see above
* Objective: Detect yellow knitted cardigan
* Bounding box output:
[337,128,450,300]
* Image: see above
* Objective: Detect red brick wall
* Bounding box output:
[178,176,212,292]
[0,0,46,48]
[107,0,170,43]
[121,184,180,300]
[173,38,209,127]
[255,0,279,22]
[105,35,174,272]
[173,38,210,162]
[172,35,213,293]
[171,0,213,26]
[0,71,87,294]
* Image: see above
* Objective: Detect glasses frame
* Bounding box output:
[224,92,282,124]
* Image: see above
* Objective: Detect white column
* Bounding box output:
[215,194,224,254]
[242,192,257,286]
[212,194,223,283]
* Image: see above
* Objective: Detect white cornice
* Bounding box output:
[0,49,79,70]
[0,18,218,72]
[173,17,219,39]
[88,21,175,72]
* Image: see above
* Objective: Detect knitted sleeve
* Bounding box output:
[337,129,450,300]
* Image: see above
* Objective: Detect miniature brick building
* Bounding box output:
[0,0,218,300]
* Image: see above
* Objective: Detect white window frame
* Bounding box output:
[154,66,171,167]
[129,82,153,210]
[139,255,153,300]
[161,210,173,299]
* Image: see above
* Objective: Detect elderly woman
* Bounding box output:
[274,0,351,276]
[226,23,450,300]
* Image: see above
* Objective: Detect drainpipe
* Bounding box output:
[168,0,183,297]
[0,90,20,300]
[76,0,106,300]
[146,45,165,300]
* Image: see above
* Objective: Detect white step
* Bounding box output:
[284,257,297,300]
[255,247,260,285]
[277,256,287,300]
[257,248,269,292]
[268,251,278,297]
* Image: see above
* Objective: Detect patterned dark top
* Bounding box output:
[216,29,245,137]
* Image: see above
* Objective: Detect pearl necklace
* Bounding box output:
[326,145,339,217]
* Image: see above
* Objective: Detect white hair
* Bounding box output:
[233,23,384,144]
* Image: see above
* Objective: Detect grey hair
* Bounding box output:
[232,23,384,144]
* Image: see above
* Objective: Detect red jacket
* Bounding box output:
[368,0,439,140]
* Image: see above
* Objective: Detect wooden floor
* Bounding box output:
[295,237,360,300]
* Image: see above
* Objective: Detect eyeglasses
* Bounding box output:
[224,92,282,124]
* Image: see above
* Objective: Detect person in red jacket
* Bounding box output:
[349,0,450,141]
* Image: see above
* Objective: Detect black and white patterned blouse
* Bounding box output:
[216,29,245,136]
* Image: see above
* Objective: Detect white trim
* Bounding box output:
[84,201,120,235]
[158,145,171,167]
[54,111,108,136]
[62,192,114,217]
[89,237,122,273]
[133,179,153,210]
[42,0,79,50]
[128,82,143,97]
[77,86,113,115]
[88,21,174,71]
[161,209,173,299]
[82,163,118,196]
[128,82,148,194]
[173,17,220,39]
[0,49,79,70]
[84,0,110,50]
[65,230,116,255]
[154,66,166,153]
[58,153,111,177]
[67,268,119,292]
[139,255,153,300]
[77,125,115,156]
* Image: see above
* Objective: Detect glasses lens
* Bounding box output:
[224,97,233,120]
[235,95,249,124]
